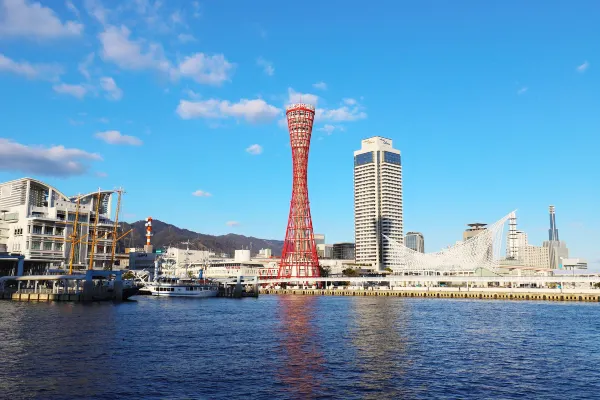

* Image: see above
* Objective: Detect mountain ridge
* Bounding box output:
[119,219,284,256]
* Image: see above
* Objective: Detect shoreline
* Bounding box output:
[260,288,600,302]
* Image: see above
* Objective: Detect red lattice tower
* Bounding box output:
[278,103,320,279]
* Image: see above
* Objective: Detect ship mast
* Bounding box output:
[67,195,82,275]
[109,188,124,268]
[88,189,101,270]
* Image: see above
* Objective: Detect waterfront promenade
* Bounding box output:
[260,287,600,302]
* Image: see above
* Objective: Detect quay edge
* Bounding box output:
[259,288,600,302]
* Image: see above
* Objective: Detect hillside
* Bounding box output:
[118,219,284,256]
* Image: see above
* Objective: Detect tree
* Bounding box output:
[122,271,134,280]
[342,268,359,277]
[319,265,331,277]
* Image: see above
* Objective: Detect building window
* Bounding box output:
[32,226,43,234]
[43,242,52,251]
[44,226,53,235]
[31,241,41,250]
[355,152,374,166]
[55,227,64,236]
[383,151,401,165]
[56,243,64,251]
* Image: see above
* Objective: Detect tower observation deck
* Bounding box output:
[278,103,320,279]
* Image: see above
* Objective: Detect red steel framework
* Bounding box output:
[278,103,320,279]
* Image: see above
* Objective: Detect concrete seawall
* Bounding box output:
[1,292,82,302]
[260,289,600,302]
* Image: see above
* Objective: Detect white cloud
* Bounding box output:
[65,0,79,17]
[0,53,62,80]
[68,118,84,126]
[256,57,274,76]
[53,83,88,99]
[225,221,240,227]
[98,117,109,123]
[176,98,281,123]
[78,52,94,80]
[170,10,184,25]
[246,144,263,155]
[95,130,142,146]
[0,138,101,176]
[184,88,201,99]
[84,0,108,25]
[177,33,196,43]
[192,190,212,197]
[98,25,171,72]
[177,53,234,85]
[517,86,528,95]
[283,88,368,124]
[577,61,589,73]
[316,106,367,122]
[318,124,342,135]
[0,0,83,38]
[99,76,122,100]
[287,87,319,106]
[192,1,201,18]
[312,81,327,90]
[95,171,108,178]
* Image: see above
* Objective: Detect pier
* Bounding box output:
[0,270,138,302]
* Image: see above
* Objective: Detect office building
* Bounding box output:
[313,234,325,246]
[332,242,355,260]
[354,136,403,270]
[317,243,333,259]
[405,232,425,253]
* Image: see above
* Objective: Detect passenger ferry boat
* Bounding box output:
[150,277,219,298]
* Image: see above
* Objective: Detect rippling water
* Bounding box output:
[1,296,600,399]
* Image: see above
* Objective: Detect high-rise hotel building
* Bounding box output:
[354,137,403,270]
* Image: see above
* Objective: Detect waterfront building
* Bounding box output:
[314,234,325,245]
[463,223,487,241]
[354,136,403,270]
[317,243,333,259]
[0,177,117,274]
[405,232,425,253]
[332,242,355,260]
[258,248,272,258]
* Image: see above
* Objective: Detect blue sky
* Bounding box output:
[0,0,598,268]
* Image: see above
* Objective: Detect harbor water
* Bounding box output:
[1,296,600,399]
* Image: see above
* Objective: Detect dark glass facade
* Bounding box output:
[354,152,374,166]
[383,151,401,165]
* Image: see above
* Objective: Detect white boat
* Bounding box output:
[150,277,219,298]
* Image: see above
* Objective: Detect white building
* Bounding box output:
[354,136,403,270]
[405,232,425,253]
[521,245,551,269]
[0,177,117,274]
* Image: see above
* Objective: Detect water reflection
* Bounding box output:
[0,302,120,398]
[275,296,327,399]
[349,297,410,398]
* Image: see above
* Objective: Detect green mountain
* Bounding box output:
[118,219,283,257]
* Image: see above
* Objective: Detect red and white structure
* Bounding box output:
[144,217,153,253]
[278,103,320,279]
